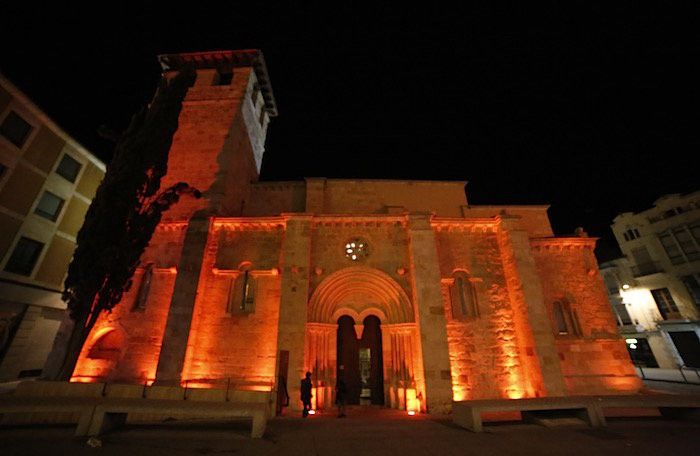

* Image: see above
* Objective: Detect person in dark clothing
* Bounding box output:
[335,377,347,417]
[300,371,313,417]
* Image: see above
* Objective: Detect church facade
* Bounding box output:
[71,50,640,414]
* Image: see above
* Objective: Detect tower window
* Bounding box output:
[4,236,44,276]
[34,191,65,221]
[55,154,82,183]
[216,71,233,85]
[0,111,33,148]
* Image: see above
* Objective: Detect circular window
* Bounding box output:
[344,239,369,261]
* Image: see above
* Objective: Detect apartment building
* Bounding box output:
[600,192,700,368]
[0,74,105,381]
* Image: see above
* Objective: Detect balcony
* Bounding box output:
[631,261,664,277]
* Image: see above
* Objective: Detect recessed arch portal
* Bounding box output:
[308,266,414,324]
[305,266,423,411]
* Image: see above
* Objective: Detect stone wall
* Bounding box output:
[532,239,642,395]
[435,224,528,400]
[303,179,468,217]
[71,224,186,384]
[309,217,412,300]
[160,67,260,221]
[244,182,306,216]
[179,220,284,389]
[461,206,553,238]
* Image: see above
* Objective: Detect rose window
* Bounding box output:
[344,239,368,261]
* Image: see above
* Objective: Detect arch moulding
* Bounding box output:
[307,266,414,324]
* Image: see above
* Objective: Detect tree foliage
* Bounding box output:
[49,65,200,380]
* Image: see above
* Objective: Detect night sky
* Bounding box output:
[1,4,697,261]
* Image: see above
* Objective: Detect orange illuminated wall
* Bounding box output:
[158,66,262,221]
[532,238,641,395]
[434,220,530,401]
[71,224,186,384]
[179,218,284,390]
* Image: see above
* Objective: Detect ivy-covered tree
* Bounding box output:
[44,65,200,381]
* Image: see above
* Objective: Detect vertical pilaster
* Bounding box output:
[154,217,210,385]
[497,217,566,396]
[406,213,453,413]
[276,214,313,411]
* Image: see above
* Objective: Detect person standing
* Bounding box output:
[336,377,347,418]
[300,371,313,417]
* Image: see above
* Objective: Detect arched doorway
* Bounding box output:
[305,266,423,411]
[337,315,384,405]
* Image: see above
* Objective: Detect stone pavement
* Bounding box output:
[1,406,700,455]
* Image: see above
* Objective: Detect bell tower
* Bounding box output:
[153,50,277,385]
[157,50,277,219]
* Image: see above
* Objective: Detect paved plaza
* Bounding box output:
[1,406,700,456]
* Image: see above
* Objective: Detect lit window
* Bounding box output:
[0,111,33,148]
[55,154,82,183]
[344,239,369,261]
[34,191,65,221]
[4,236,44,276]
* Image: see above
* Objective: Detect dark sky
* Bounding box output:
[1,4,698,261]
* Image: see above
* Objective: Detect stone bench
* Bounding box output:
[87,398,268,438]
[590,394,700,425]
[452,397,604,432]
[1,381,270,438]
[453,395,700,432]
[0,396,99,436]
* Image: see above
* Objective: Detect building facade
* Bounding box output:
[0,74,105,381]
[69,50,640,413]
[600,192,700,369]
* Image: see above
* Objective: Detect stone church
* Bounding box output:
[71,50,640,414]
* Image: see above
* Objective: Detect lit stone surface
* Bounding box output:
[69,50,641,414]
